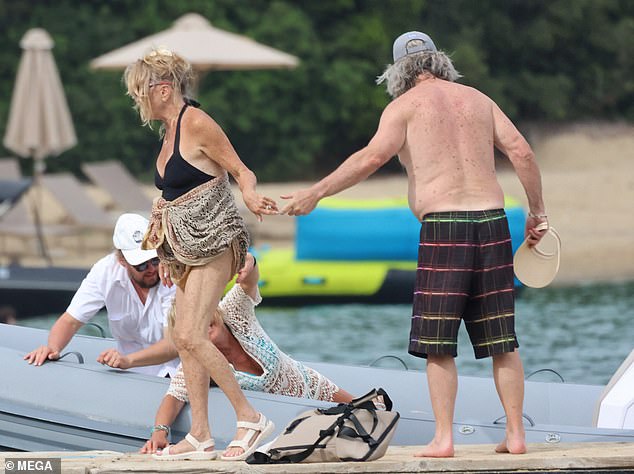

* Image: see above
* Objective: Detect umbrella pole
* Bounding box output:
[31,159,52,265]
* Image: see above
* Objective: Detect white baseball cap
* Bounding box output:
[112,213,157,265]
[392,31,437,62]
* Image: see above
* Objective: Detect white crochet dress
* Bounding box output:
[167,285,339,403]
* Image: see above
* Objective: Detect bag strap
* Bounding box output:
[350,388,379,406]
[320,388,394,415]
[275,414,345,464]
[342,411,377,446]
[352,387,394,411]
[340,411,401,462]
[377,388,393,411]
[320,403,353,416]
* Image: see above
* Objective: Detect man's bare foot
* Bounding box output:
[495,437,526,454]
[414,440,454,458]
[495,439,509,453]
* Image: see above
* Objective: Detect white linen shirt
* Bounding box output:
[66,253,178,377]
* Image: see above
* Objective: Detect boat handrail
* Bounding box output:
[526,368,565,383]
[83,322,106,338]
[58,351,84,364]
[369,355,409,370]
[493,413,535,427]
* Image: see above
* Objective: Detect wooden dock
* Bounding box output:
[2,442,634,473]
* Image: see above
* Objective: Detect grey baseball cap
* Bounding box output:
[392,31,437,62]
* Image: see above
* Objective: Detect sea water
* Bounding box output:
[21,281,634,386]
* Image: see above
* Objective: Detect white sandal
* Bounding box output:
[220,413,275,461]
[152,433,217,461]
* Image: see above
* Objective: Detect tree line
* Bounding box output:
[1,0,632,182]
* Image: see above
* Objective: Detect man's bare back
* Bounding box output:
[280,47,542,233]
[391,75,505,219]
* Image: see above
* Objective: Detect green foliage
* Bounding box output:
[0,0,632,182]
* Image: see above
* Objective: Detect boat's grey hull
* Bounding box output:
[2,324,633,452]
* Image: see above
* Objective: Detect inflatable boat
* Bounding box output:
[1,324,632,452]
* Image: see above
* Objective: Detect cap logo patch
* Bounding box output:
[133,230,143,243]
[406,39,425,53]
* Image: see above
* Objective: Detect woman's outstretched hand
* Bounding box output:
[244,191,279,222]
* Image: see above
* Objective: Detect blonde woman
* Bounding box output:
[124,48,278,461]
[135,253,354,454]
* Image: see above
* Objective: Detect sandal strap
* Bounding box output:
[227,413,267,453]
[236,413,266,431]
[226,439,250,451]
[161,445,173,456]
[185,433,215,451]
[232,426,257,447]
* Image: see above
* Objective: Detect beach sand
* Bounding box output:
[4,122,633,286]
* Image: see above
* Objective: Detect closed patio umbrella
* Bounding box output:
[90,12,299,71]
[3,28,77,262]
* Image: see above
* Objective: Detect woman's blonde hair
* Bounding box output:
[376,50,461,98]
[123,48,194,128]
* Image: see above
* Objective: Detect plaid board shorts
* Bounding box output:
[408,209,519,359]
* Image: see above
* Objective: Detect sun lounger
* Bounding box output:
[0,197,37,241]
[0,161,72,260]
[0,159,37,257]
[40,173,115,231]
[39,173,118,255]
[0,198,71,257]
[0,178,30,218]
[82,161,153,213]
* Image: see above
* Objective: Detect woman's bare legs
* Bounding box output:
[169,249,261,457]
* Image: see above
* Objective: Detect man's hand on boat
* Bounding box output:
[23,346,61,365]
[97,348,132,369]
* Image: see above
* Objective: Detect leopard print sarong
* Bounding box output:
[142,175,249,287]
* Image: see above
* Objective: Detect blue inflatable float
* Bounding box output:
[297,197,526,261]
[252,197,526,306]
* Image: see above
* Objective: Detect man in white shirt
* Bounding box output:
[24,213,179,377]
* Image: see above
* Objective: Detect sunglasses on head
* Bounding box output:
[149,81,172,88]
[133,257,160,272]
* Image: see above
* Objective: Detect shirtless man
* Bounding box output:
[281,31,548,457]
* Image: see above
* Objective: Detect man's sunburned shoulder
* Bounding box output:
[384,89,423,117]
[445,81,494,106]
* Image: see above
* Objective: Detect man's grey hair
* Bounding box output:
[376,50,462,98]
